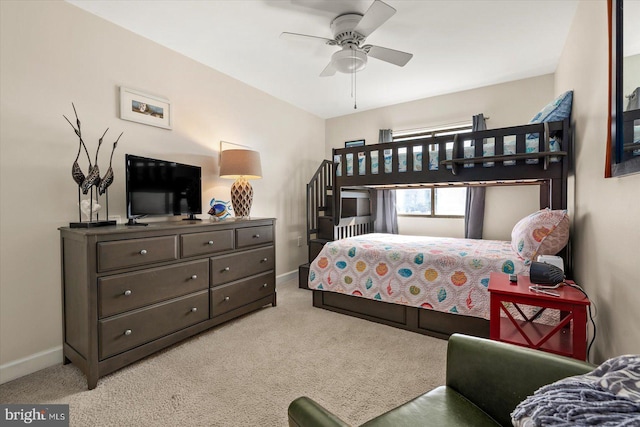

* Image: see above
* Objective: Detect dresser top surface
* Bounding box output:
[59,217,275,236]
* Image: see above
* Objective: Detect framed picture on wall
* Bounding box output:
[345,139,365,148]
[119,87,172,129]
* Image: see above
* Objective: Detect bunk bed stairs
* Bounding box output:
[298,160,374,289]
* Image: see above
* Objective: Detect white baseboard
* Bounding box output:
[276,269,297,285]
[0,346,63,385]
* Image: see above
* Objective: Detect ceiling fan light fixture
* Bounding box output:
[332,48,367,73]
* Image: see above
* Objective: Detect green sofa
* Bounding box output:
[288,334,593,427]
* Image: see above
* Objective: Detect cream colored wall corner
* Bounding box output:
[555,0,640,361]
[325,76,553,240]
[0,0,325,380]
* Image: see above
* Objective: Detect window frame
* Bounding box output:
[396,187,467,218]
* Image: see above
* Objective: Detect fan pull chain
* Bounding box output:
[352,56,357,110]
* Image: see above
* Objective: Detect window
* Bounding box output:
[396,187,467,217]
[393,122,471,218]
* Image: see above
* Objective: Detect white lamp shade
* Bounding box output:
[219,149,262,179]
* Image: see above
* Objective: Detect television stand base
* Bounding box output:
[183,214,201,221]
[126,218,148,226]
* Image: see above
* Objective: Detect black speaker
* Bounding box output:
[529,261,565,285]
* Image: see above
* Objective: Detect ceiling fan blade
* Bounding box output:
[353,0,396,37]
[366,45,413,67]
[320,61,337,77]
[280,32,336,45]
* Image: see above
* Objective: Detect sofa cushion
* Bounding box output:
[446,334,593,427]
[361,386,499,427]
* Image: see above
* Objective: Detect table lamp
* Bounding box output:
[219,149,262,218]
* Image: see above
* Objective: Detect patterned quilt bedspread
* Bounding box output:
[308,233,528,320]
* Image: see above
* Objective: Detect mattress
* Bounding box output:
[308,233,528,320]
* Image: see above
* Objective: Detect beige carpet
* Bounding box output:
[0,278,448,426]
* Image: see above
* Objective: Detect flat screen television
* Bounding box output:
[126,154,202,223]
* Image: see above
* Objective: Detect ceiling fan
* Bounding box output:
[281,0,413,77]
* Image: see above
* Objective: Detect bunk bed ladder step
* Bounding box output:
[300,159,336,289]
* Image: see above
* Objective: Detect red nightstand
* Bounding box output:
[488,272,590,360]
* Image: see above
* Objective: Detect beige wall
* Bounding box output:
[0,0,325,381]
[325,76,552,240]
[555,0,640,361]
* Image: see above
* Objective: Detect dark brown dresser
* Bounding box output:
[59,218,276,389]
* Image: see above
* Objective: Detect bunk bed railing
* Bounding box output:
[334,216,374,240]
[332,119,570,188]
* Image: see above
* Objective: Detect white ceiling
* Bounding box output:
[66,0,580,119]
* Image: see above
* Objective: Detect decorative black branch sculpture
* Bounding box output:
[98,134,122,196]
[64,103,92,191]
[65,103,123,228]
[81,127,107,193]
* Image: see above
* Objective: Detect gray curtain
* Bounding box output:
[378,129,393,143]
[372,189,398,234]
[464,114,486,239]
[373,129,397,233]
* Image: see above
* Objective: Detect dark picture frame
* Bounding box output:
[345,139,365,148]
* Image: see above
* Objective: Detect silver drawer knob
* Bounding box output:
[124,329,132,336]
[223,267,230,272]
[191,307,198,312]
[139,249,147,255]
[224,296,230,301]
[253,234,260,238]
[191,275,198,280]
[262,283,268,288]
[261,258,268,262]
[208,240,214,245]
[124,290,132,296]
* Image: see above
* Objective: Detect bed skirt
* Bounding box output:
[312,290,489,340]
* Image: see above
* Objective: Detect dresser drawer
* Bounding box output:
[210,246,274,287]
[210,272,275,317]
[181,229,234,258]
[97,236,177,272]
[98,260,209,318]
[99,291,209,360]
[236,225,273,248]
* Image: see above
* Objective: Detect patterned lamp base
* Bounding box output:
[231,177,253,218]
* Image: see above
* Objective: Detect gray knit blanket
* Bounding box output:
[511,355,640,426]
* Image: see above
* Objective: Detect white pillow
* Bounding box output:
[511,209,569,263]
